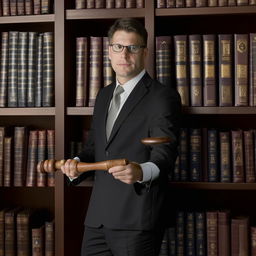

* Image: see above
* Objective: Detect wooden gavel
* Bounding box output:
[37,137,171,174]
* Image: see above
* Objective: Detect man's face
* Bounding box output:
[109,30,148,84]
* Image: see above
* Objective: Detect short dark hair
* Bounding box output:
[108,18,148,46]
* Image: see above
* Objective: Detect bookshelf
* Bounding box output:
[1,0,256,255]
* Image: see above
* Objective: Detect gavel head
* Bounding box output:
[141,137,171,145]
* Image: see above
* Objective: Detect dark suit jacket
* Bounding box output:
[75,72,181,230]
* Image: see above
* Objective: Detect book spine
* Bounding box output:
[95,0,105,8]
[34,0,41,14]
[250,33,256,106]
[10,0,17,16]
[32,225,45,256]
[219,131,231,182]
[155,36,172,87]
[37,130,47,187]
[17,32,28,107]
[14,127,27,187]
[76,37,88,107]
[176,0,185,7]
[237,0,248,4]
[189,34,202,106]
[26,130,38,187]
[180,128,189,181]
[195,212,206,256]
[234,34,249,106]
[27,32,38,107]
[76,0,86,9]
[17,0,25,15]
[103,37,114,87]
[0,209,7,256]
[8,31,19,107]
[25,0,33,15]
[206,211,218,256]
[207,129,218,182]
[176,211,185,256]
[203,34,217,106]
[231,130,245,183]
[35,33,43,107]
[168,227,176,256]
[0,32,9,107]
[244,130,255,182]
[106,0,115,8]
[88,37,102,107]
[196,0,207,6]
[186,212,196,255]
[47,130,55,187]
[42,32,54,107]
[218,210,230,256]
[208,0,218,5]
[218,34,233,106]
[4,137,12,187]
[45,220,54,256]
[0,127,5,186]
[157,0,166,7]
[126,0,136,7]
[41,0,51,14]
[186,0,196,7]
[136,0,144,7]
[87,0,95,8]
[251,226,256,256]
[218,0,228,5]
[115,0,125,7]
[174,35,189,106]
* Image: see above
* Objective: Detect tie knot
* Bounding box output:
[114,85,124,97]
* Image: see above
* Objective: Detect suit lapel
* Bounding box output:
[106,73,151,148]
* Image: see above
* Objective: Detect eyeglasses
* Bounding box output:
[110,44,146,54]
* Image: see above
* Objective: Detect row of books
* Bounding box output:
[0,207,54,256]
[0,31,54,108]
[156,0,256,7]
[0,0,53,16]
[75,0,144,8]
[171,128,256,183]
[0,127,55,187]
[156,33,256,107]
[76,36,114,107]
[159,210,256,256]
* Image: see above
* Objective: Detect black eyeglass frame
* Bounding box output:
[109,43,146,54]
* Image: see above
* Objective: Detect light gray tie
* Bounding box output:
[106,85,124,140]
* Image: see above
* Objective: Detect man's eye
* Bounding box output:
[115,44,123,49]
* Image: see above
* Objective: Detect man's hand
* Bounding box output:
[60,159,80,179]
[108,162,143,184]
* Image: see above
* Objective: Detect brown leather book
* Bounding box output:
[218,0,228,5]
[14,127,27,187]
[0,127,5,187]
[95,0,105,8]
[37,130,47,187]
[88,37,102,107]
[234,34,248,106]
[126,0,136,7]
[196,0,207,6]
[76,37,88,106]
[45,220,55,256]
[2,0,10,16]
[47,130,55,187]
[203,34,217,106]
[103,37,114,87]
[186,0,196,7]
[189,35,202,106]
[4,137,12,187]
[87,0,95,8]
[33,0,41,14]
[106,0,115,8]
[174,35,189,106]
[0,208,8,256]
[228,0,236,5]
[231,216,249,256]
[32,225,45,256]
[208,0,218,5]
[244,130,255,183]
[250,33,256,106]
[218,34,233,106]
[25,0,33,15]
[17,0,25,15]
[115,0,125,7]
[219,131,231,182]
[41,0,51,14]
[218,210,230,256]
[5,208,21,256]
[206,211,218,256]
[26,130,38,187]
[231,130,244,183]
[237,0,248,4]
[0,1,2,16]
[176,0,185,7]
[157,0,166,7]
[136,0,144,7]
[251,226,256,255]
[250,0,256,4]
[16,209,31,256]
[155,36,172,87]
[10,0,17,15]
[76,0,86,9]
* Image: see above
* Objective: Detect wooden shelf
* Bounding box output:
[0,14,54,24]
[67,107,93,116]
[66,9,145,20]
[156,6,256,16]
[169,182,256,190]
[0,107,55,116]
[182,106,256,115]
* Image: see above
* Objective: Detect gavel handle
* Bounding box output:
[37,158,129,173]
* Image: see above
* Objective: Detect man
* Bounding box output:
[61,18,181,256]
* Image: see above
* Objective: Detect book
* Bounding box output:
[244,130,255,182]
[206,211,218,256]
[207,129,218,182]
[32,225,45,256]
[234,34,249,106]
[41,0,51,14]
[47,130,55,187]
[106,0,115,8]
[103,37,114,87]
[218,34,233,106]
[0,127,5,186]
[45,220,54,256]
[37,130,47,187]
[218,210,230,256]
[115,0,125,7]
[34,0,41,15]
[10,0,17,16]
[0,208,8,256]
[195,211,206,256]
[179,128,189,181]
[4,137,12,187]
[2,0,10,16]
[174,35,189,106]
[186,212,196,255]
[250,33,256,106]
[25,0,33,15]
[176,211,185,255]
[251,226,256,256]
[17,0,25,15]
[76,0,86,9]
